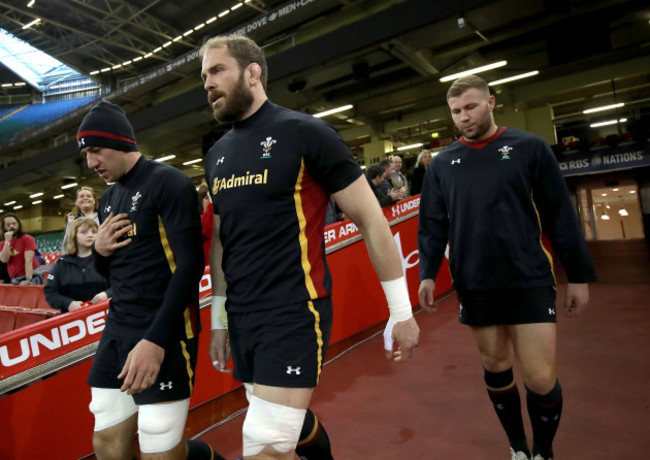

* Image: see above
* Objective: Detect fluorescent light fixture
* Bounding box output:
[232,3,243,10]
[90,70,100,76]
[162,41,172,48]
[618,207,629,217]
[53,194,64,199]
[13,205,23,210]
[313,104,353,118]
[194,23,206,31]
[172,36,182,42]
[27,0,36,7]
[15,82,26,87]
[360,165,366,169]
[101,67,111,73]
[600,213,610,221]
[61,182,78,189]
[183,158,203,165]
[32,200,42,205]
[488,70,539,86]
[439,60,507,83]
[590,118,627,128]
[121,60,132,66]
[4,201,16,206]
[22,18,41,29]
[0,209,2,213]
[219,10,230,17]
[29,192,43,198]
[153,47,162,53]
[629,190,636,194]
[583,103,624,114]
[156,154,176,162]
[183,30,194,36]
[206,16,217,24]
[397,143,424,151]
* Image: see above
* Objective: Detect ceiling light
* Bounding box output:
[4,201,16,206]
[618,207,629,217]
[313,104,353,118]
[629,190,636,194]
[27,0,35,7]
[53,194,64,199]
[488,70,539,86]
[156,154,176,162]
[29,192,43,198]
[219,10,230,17]
[590,118,627,128]
[612,188,619,191]
[32,200,42,205]
[22,18,41,30]
[439,60,507,83]
[61,182,78,189]
[232,3,243,10]
[583,103,624,114]
[601,193,607,196]
[397,143,424,151]
[206,17,217,24]
[183,158,203,165]
[13,205,23,210]
[194,23,206,31]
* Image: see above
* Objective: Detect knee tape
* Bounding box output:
[89,387,138,432]
[137,399,190,453]
[242,396,306,456]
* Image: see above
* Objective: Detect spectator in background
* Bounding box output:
[44,218,112,313]
[366,164,405,207]
[409,148,433,195]
[0,213,43,285]
[389,155,409,197]
[197,182,213,266]
[61,186,100,253]
[378,158,393,195]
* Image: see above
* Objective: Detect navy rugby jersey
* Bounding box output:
[205,100,362,312]
[418,127,596,290]
[94,156,204,346]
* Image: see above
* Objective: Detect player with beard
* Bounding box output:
[417,75,596,460]
[200,35,420,460]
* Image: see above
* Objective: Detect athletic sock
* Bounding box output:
[295,409,333,460]
[526,380,562,459]
[186,439,225,460]
[484,368,530,455]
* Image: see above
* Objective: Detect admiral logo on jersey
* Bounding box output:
[211,169,269,195]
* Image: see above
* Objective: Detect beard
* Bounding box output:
[456,107,494,141]
[209,72,254,124]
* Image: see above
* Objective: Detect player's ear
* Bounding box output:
[248,63,262,84]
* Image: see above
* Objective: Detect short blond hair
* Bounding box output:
[446,74,490,100]
[200,35,268,90]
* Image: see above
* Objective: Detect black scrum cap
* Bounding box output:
[76,101,138,152]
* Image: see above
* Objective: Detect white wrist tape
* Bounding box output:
[383,318,396,351]
[211,295,228,330]
[381,277,413,323]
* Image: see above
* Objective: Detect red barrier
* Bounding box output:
[0,197,452,459]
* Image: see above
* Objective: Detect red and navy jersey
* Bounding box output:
[205,101,362,312]
[418,127,596,290]
[95,156,204,346]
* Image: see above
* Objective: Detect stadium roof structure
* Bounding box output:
[0,0,649,212]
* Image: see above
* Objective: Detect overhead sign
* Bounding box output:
[558,145,650,176]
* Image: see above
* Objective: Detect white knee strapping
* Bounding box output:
[89,387,138,432]
[242,396,306,456]
[137,399,190,454]
[243,382,254,403]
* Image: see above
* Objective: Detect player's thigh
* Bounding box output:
[470,325,513,371]
[509,322,557,392]
[253,383,314,410]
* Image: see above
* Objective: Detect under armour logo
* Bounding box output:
[216,157,225,165]
[451,159,461,165]
[78,138,85,148]
[286,366,301,375]
[548,308,556,315]
[104,205,112,213]
[160,381,173,390]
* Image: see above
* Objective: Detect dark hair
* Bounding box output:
[200,35,268,90]
[446,74,490,100]
[366,164,386,180]
[379,159,391,169]
[2,212,24,238]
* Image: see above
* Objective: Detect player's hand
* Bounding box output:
[90,291,108,304]
[118,339,165,395]
[418,278,437,312]
[94,212,133,257]
[384,316,419,362]
[564,283,589,317]
[209,329,232,373]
